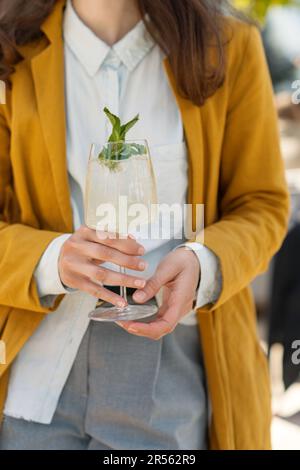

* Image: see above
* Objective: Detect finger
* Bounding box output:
[119,291,184,339]
[79,225,145,256]
[63,273,127,308]
[117,315,177,340]
[69,259,146,288]
[132,262,177,304]
[72,241,148,272]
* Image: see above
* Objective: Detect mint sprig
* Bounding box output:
[104,107,139,142]
[98,107,146,171]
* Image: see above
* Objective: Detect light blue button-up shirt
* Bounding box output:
[3,0,221,424]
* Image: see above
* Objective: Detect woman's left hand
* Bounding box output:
[117,248,200,340]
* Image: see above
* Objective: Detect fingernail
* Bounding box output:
[128,327,139,334]
[134,291,146,301]
[117,301,126,308]
[138,247,145,256]
[134,279,146,288]
[128,234,136,240]
[96,231,109,240]
[139,261,148,270]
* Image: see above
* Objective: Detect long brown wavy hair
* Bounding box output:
[0,0,249,105]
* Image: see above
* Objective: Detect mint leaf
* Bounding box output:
[103,107,121,142]
[103,107,121,130]
[99,108,144,171]
[103,107,139,144]
[120,115,139,139]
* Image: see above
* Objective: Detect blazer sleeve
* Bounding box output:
[0,101,64,313]
[199,25,290,311]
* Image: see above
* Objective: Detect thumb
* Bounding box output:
[132,262,175,304]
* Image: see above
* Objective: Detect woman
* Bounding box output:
[0,0,289,450]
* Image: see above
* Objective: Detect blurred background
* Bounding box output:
[234,0,300,450]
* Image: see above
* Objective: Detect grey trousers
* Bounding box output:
[0,321,208,450]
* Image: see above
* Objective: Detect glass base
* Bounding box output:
[88,304,158,322]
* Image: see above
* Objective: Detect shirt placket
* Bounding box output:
[102,52,121,140]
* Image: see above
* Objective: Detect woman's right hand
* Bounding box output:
[58,225,147,308]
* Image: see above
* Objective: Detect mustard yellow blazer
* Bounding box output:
[0,0,289,449]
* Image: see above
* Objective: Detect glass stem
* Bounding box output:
[120,266,128,304]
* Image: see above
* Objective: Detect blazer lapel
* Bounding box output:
[31,0,73,232]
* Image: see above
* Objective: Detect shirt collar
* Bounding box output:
[63,0,155,77]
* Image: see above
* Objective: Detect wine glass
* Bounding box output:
[85,140,158,322]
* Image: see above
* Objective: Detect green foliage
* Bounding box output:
[98,108,146,171]
[104,107,140,143]
[234,0,294,21]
